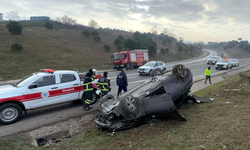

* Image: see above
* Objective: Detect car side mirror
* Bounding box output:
[28,84,38,89]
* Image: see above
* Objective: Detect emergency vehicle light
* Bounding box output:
[40,69,56,73]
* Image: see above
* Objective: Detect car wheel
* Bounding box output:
[100,94,115,104]
[230,66,232,69]
[0,103,22,125]
[150,68,162,77]
[162,68,166,74]
[126,63,132,70]
[120,95,139,114]
[149,70,152,75]
[216,67,218,70]
[172,64,187,78]
[139,73,143,76]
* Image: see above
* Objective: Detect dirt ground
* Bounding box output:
[27,112,97,146]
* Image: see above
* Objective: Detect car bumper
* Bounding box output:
[113,65,125,69]
[216,65,227,69]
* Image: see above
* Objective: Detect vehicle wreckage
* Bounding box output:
[95,64,213,131]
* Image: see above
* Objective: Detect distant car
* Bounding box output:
[229,59,239,67]
[138,61,166,76]
[95,64,213,131]
[207,56,222,65]
[215,60,232,70]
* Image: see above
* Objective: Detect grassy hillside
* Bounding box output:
[0,21,200,81]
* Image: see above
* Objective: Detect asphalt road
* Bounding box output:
[1,49,250,137]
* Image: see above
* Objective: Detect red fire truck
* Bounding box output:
[112,50,149,70]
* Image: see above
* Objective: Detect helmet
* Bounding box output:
[92,69,97,75]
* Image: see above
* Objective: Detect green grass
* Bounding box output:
[0,22,202,81]
[2,70,250,149]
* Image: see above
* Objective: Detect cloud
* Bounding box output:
[0,0,250,42]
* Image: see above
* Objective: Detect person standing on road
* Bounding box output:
[205,66,212,84]
[97,71,110,96]
[83,70,96,111]
[116,69,128,97]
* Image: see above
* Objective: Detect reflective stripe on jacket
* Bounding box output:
[205,69,211,76]
[83,76,95,91]
[98,77,109,91]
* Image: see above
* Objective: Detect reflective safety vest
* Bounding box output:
[205,69,211,76]
[83,76,95,91]
[98,77,109,92]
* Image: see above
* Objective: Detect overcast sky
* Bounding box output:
[0,0,249,43]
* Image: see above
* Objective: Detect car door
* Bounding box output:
[159,62,164,70]
[26,75,60,109]
[154,62,159,69]
[58,73,81,102]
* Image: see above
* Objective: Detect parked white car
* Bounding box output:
[215,60,232,70]
[228,59,239,67]
[207,56,222,65]
[138,61,166,76]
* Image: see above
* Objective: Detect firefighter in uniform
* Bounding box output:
[97,72,110,96]
[83,70,95,110]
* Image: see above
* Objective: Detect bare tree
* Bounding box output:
[88,19,98,28]
[151,26,158,35]
[6,11,20,21]
[56,15,77,25]
[162,28,169,35]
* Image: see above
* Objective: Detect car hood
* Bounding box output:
[216,62,228,65]
[139,66,152,69]
[0,85,17,96]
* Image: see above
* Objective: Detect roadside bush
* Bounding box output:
[91,30,99,37]
[114,38,122,46]
[103,44,111,52]
[11,43,23,51]
[165,48,169,53]
[118,35,124,40]
[94,36,101,42]
[148,45,156,56]
[82,29,90,37]
[116,44,123,51]
[160,48,166,54]
[6,21,23,35]
[44,22,53,30]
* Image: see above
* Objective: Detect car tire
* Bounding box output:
[126,63,132,70]
[0,103,22,125]
[120,95,140,114]
[100,94,115,104]
[82,92,98,105]
[216,67,218,70]
[149,70,152,75]
[172,64,187,78]
[162,68,166,74]
[150,68,162,77]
